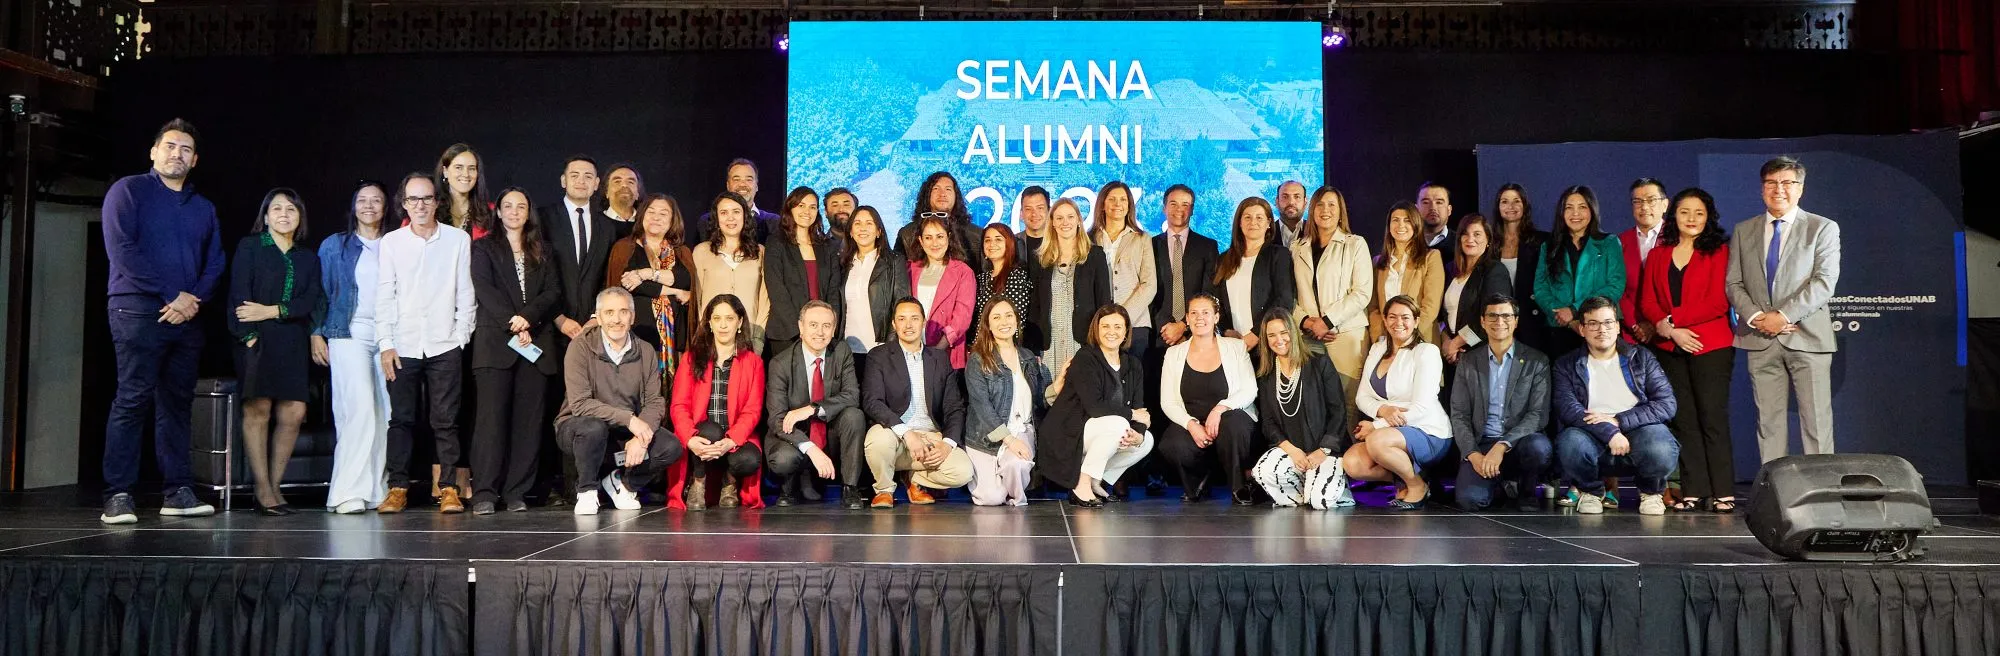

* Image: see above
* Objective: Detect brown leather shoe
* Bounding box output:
[718,480,740,509]
[907,482,936,505]
[437,487,465,514]
[378,488,408,514]
[870,492,894,509]
[685,477,707,511]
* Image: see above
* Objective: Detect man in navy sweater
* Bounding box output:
[99,118,225,524]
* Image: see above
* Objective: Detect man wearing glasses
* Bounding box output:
[374,172,477,513]
[1447,294,1553,512]
[1725,156,1840,462]
[1619,178,1670,344]
[1551,296,1680,515]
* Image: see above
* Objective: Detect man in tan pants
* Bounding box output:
[860,298,972,508]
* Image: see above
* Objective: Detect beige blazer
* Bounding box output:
[1290,231,1374,377]
[1366,249,1445,344]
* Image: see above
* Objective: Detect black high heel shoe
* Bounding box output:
[255,502,287,516]
[1067,493,1104,509]
[1387,488,1432,511]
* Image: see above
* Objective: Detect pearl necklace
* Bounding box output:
[1275,366,1302,418]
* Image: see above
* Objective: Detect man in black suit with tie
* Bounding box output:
[1138,184,1220,498]
[541,155,616,340]
[861,298,972,509]
[765,301,869,507]
[689,158,781,244]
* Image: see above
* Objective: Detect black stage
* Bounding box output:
[2,486,1996,655]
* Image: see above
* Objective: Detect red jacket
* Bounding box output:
[1617,229,1653,342]
[1636,244,1735,356]
[666,347,767,509]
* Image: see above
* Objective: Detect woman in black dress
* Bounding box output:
[1036,304,1155,507]
[228,188,323,515]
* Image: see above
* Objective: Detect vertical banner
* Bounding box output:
[1477,133,1965,483]
[787,21,1326,244]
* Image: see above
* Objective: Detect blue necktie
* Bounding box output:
[1764,219,1783,297]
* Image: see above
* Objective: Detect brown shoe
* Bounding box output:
[870,492,894,509]
[718,480,740,508]
[378,488,408,514]
[907,482,936,505]
[437,487,465,514]
[684,477,707,512]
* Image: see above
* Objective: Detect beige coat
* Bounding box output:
[1290,231,1374,378]
[1366,249,1445,345]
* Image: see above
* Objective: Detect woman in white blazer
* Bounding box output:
[1341,295,1452,511]
[1290,185,1374,423]
[1156,294,1261,504]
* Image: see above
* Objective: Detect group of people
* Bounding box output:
[96,117,1841,524]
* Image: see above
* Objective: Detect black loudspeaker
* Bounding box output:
[1747,454,1937,562]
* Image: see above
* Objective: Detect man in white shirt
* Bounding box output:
[1725,156,1841,462]
[860,298,972,509]
[1418,181,1453,249]
[1272,180,1307,246]
[375,173,476,514]
[1619,177,1669,343]
[1551,297,1680,515]
[764,301,869,507]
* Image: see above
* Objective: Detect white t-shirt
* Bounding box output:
[350,234,383,341]
[844,251,879,353]
[1584,354,1639,415]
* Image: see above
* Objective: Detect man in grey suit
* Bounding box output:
[1724,156,1841,462]
[1449,294,1554,511]
[765,301,869,507]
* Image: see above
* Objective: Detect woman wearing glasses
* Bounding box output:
[897,171,981,266]
[1533,185,1624,358]
[1341,295,1451,511]
[908,214,977,368]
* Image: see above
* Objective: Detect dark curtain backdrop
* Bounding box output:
[1860,0,2000,128]
[1064,566,1639,656]
[473,562,1059,656]
[0,558,468,656]
[1639,565,2000,656]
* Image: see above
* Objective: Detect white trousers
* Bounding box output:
[1251,447,1351,509]
[1079,416,1154,485]
[326,338,390,509]
[966,426,1036,507]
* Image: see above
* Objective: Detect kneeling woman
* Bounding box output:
[1341,295,1453,510]
[668,294,768,510]
[1251,309,1351,509]
[963,299,1051,506]
[1037,305,1155,508]
[1157,294,1261,504]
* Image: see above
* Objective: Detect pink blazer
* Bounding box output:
[908,259,976,368]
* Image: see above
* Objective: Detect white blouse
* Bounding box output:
[844,251,878,353]
[1225,257,1258,336]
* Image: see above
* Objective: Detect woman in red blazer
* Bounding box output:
[667,294,767,510]
[907,215,978,368]
[1636,188,1737,514]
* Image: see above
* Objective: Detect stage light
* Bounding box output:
[775,32,790,53]
[1322,25,1346,49]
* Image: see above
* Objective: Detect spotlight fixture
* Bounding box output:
[1322,25,1346,49]
[775,32,790,53]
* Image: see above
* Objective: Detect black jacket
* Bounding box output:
[1448,342,1550,456]
[468,235,563,375]
[1150,230,1221,329]
[1504,229,1550,349]
[1037,346,1146,490]
[1029,246,1113,352]
[540,202,618,324]
[763,342,862,448]
[827,248,911,345]
[763,236,841,343]
[1444,258,1516,341]
[862,342,966,445]
[1256,355,1347,454]
[1213,242,1296,336]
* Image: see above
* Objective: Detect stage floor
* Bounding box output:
[2,487,1995,567]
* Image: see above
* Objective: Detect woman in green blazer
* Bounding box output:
[1533,185,1624,356]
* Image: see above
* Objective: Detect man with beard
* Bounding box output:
[1418,181,1453,249]
[824,187,857,236]
[1272,180,1307,246]
[691,158,781,244]
[603,164,645,237]
[1015,186,1051,259]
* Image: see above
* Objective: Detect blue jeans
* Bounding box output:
[103,300,204,498]
[1453,432,1552,511]
[1555,424,1680,494]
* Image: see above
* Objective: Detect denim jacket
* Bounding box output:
[314,231,367,339]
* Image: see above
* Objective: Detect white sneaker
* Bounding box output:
[601,472,641,510]
[333,499,366,514]
[1638,493,1666,516]
[573,491,600,515]
[1577,493,1605,514]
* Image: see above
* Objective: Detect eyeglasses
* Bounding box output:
[1631,197,1667,206]
[1481,313,1518,322]
[1582,319,1621,331]
[1761,180,1803,190]
[918,211,950,220]
[403,196,437,205]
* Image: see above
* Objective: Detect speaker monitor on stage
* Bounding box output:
[1747,454,1937,562]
